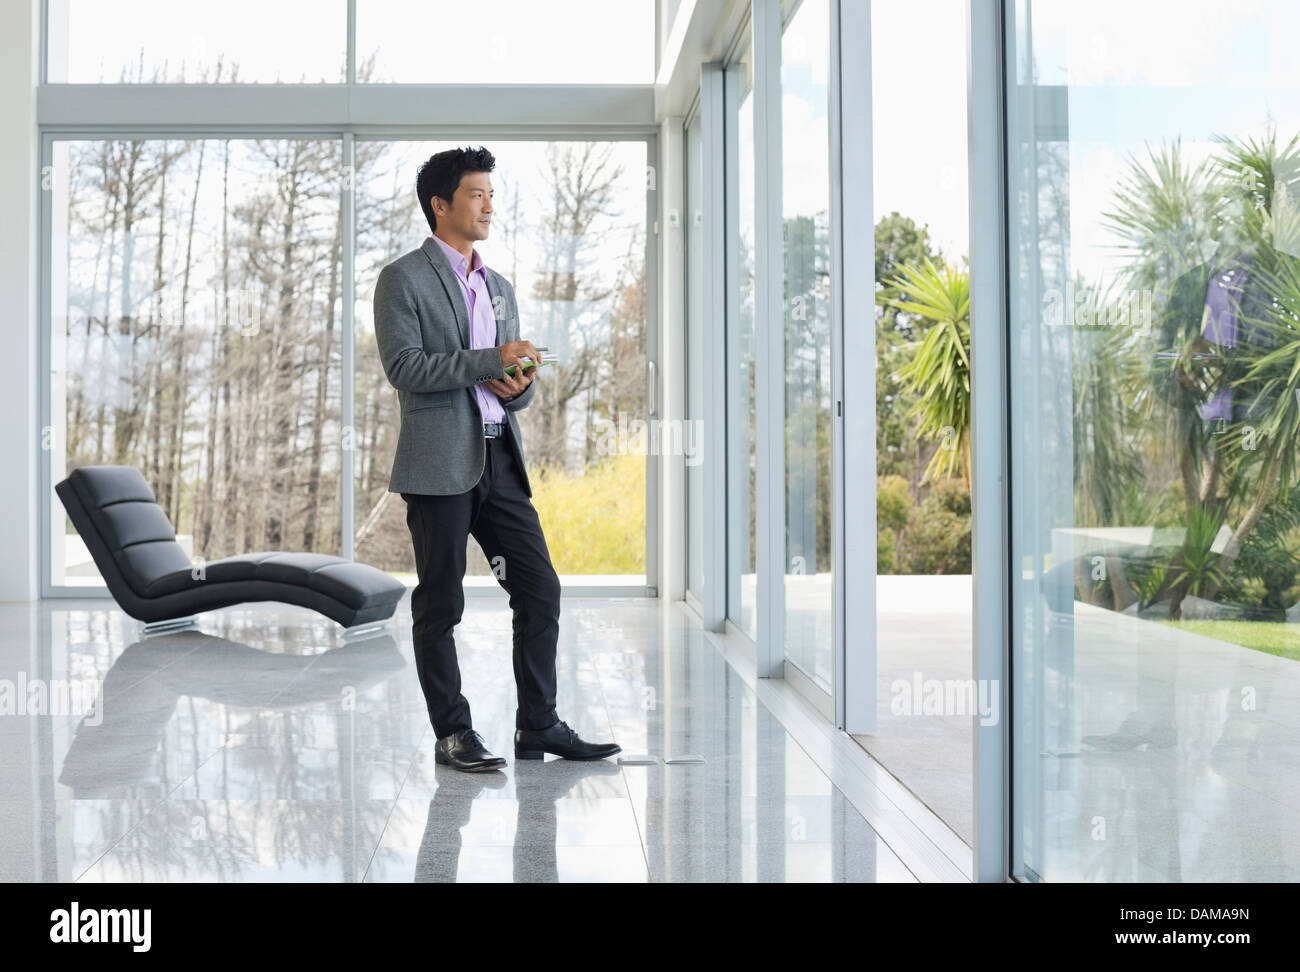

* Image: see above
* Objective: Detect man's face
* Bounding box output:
[434,171,493,242]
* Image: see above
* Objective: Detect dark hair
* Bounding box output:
[416,145,496,235]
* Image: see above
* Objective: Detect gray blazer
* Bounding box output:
[373,236,537,497]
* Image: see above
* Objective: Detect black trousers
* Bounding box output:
[401,428,561,738]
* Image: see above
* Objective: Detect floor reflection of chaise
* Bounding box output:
[58,631,406,796]
[55,465,406,632]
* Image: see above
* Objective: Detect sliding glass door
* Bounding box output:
[725,27,759,639]
[1007,0,1300,882]
[779,0,834,692]
[685,110,705,601]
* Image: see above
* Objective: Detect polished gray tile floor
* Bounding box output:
[0,596,915,883]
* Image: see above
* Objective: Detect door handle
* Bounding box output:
[647,359,657,417]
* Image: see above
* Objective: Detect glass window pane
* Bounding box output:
[46,1,346,83]
[780,0,833,690]
[356,0,654,84]
[727,33,757,639]
[353,140,649,582]
[686,110,705,599]
[50,138,344,587]
[1007,0,1300,881]
[865,0,973,847]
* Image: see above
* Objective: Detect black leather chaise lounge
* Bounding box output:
[55,465,406,631]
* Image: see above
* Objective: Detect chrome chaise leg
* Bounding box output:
[342,619,389,640]
[142,616,199,635]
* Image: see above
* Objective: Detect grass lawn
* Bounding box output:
[1158,619,1300,662]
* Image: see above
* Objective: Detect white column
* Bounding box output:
[0,0,40,602]
[834,0,877,733]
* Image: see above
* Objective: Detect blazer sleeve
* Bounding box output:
[501,379,536,411]
[373,262,505,393]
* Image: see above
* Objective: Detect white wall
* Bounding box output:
[0,0,39,602]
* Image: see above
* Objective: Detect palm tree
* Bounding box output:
[1185,130,1300,567]
[1071,278,1153,528]
[1103,127,1300,615]
[1101,139,1224,296]
[880,258,971,484]
[1102,139,1224,521]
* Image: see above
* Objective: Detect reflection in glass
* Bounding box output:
[1008,0,1300,882]
[727,33,758,639]
[780,0,833,690]
[686,111,705,599]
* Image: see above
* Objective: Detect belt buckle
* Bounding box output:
[484,422,501,438]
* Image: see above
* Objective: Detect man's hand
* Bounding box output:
[484,339,541,399]
[484,365,533,400]
[499,340,542,373]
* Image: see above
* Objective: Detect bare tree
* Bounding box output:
[523,142,623,469]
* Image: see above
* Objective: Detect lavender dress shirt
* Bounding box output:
[430,233,506,424]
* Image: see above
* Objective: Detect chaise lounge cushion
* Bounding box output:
[146,553,406,611]
[56,465,406,628]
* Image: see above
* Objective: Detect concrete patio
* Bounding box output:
[861,574,1300,881]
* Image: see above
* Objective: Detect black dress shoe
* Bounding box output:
[434,728,506,772]
[514,720,621,761]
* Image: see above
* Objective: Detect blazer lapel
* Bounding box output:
[420,236,470,349]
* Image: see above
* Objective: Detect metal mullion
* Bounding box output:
[37,84,659,131]
[349,128,659,140]
[36,126,350,140]
[753,0,784,678]
[39,0,49,85]
[967,0,1012,884]
[646,131,661,596]
[832,0,876,732]
[347,0,356,86]
[37,131,54,598]
[341,131,356,560]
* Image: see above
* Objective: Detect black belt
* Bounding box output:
[483,422,505,438]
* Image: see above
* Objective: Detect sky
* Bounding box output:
[48,0,655,83]
[871,0,970,261]
[1026,0,1300,288]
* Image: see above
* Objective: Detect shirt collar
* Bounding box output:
[431,233,485,278]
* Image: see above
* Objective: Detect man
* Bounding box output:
[373,145,620,771]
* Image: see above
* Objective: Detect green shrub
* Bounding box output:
[902,479,972,573]
[924,478,971,516]
[1233,577,1268,607]
[877,475,912,534]
[878,526,898,573]
[529,453,645,574]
